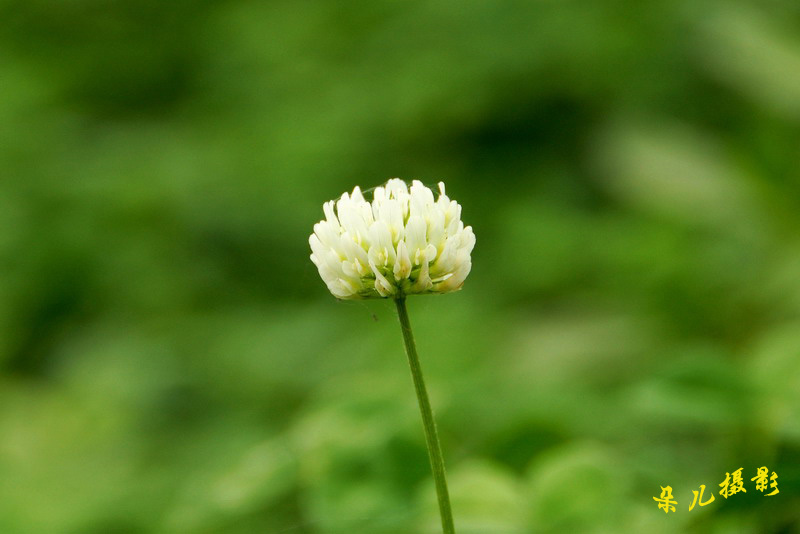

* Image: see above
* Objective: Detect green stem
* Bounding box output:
[395,296,456,534]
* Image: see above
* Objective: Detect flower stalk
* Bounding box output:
[310,179,471,533]
[395,295,455,534]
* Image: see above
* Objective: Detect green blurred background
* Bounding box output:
[2,0,800,532]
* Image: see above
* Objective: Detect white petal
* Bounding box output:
[327,280,354,299]
[371,186,386,220]
[459,226,476,253]
[340,231,369,266]
[410,248,433,292]
[336,197,369,239]
[427,209,445,251]
[405,215,427,264]
[424,243,437,262]
[314,221,342,254]
[446,217,463,237]
[309,233,325,258]
[368,220,395,266]
[393,240,412,280]
[375,198,403,242]
[409,180,434,218]
[369,259,395,296]
[435,251,471,292]
[431,234,459,276]
[323,200,339,227]
[445,201,461,227]
[386,178,409,199]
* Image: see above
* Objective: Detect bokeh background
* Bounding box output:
[2,1,800,533]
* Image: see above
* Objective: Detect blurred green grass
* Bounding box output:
[1,0,800,532]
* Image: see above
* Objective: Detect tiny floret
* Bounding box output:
[309,178,476,299]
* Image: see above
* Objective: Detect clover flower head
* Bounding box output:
[309,178,476,299]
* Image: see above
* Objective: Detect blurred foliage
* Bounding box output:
[1,0,800,532]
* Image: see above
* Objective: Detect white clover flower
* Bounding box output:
[309,178,476,299]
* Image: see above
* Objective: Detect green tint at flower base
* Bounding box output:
[309,179,476,299]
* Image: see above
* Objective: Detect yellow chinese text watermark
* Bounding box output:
[654,466,779,513]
